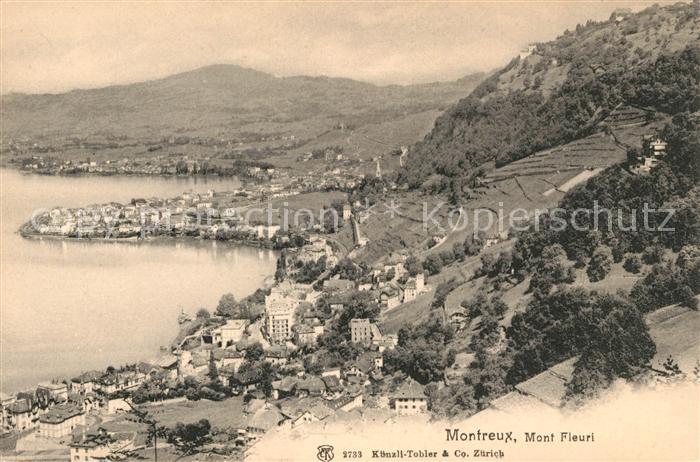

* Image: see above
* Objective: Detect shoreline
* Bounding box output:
[18,228,280,250]
[1,164,266,185]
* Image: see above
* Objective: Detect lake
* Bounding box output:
[0,169,277,392]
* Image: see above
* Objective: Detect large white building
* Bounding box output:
[265,282,300,343]
[214,319,248,347]
[38,404,85,438]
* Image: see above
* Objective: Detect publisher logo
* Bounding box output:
[317,445,335,462]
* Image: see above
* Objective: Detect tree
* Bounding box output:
[384,319,455,383]
[245,342,265,361]
[196,308,211,321]
[405,255,423,277]
[678,285,698,310]
[207,351,219,381]
[463,235,483,256]
[175,160,188,175]
[423,254,443,275]
[565,294,656,401]
[215,293,238,318]
[426,380,477,417]
[478,253,497,277]
[274,253,286,282]
[167,419,211,454]
[587,245,613,282]
[452,242,467,261]
[529,244,575,293]
[333,258,361,280]
[642,244,665,265]
[432,278,460,309]
[623,255,643,274]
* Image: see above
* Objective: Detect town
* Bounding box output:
[2,1,699,460]
[1,218,438,460]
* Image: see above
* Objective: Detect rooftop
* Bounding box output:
[392,379,426,400]
[39,404,84,424]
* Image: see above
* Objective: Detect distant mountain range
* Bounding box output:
[0,64,484,142]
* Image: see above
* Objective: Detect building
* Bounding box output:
[70,431,113,462]
[70,428,146,461]
[37,382,68,404]
[256,224,281,240]
[38,404,85,438]
[265,282,302,343]
[295,324,323,346]
[245,406,287,439]
[391,379,427,415]
[632,136,668,174]
[265,348,290,366]
[342,205,352,221]
[6,398,36,432]
[415,273,425,292]
[217,319,248,346]
[350,318,377,344]
[403,278,418,302]
[380,286,402,309]
[1,392,17,433]
[70,371,102,395]
[266,305,295,343]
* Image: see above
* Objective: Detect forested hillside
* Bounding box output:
[402,3,699,191]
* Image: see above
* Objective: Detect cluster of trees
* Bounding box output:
[330,257,364,281]
[384,318,456,383]
[214,293,258,322]
[629,254,700,312]
[349,176,393,206]
[507,288,656,398]
[291,256,327,283]
[423,235,485,276]
[527,244,576,293]
[131,372,230,404]
[314,291,381,366]
[165,419,212,455]
[461,291,508,320]
[234,356,276,398]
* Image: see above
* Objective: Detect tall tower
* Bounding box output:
[375,158,382,178]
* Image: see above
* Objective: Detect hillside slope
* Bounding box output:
[403,2,699,190]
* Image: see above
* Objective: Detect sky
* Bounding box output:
[1,1,667,94]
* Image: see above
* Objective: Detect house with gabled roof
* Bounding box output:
[296,376,326,397]
[391,379,427,415]
[271,377,298,400]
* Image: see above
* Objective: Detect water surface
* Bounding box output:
[0,169,276,392]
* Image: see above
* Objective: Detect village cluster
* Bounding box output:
[3,206,438,460]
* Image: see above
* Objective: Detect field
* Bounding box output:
[647,300,700,372]
[138,397,246,430]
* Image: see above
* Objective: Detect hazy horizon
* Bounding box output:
[1,1,674,95]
